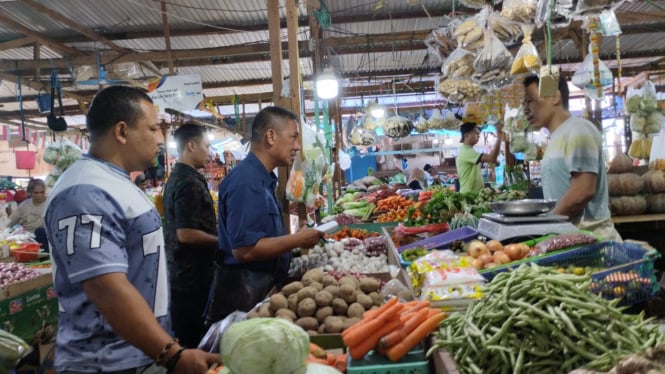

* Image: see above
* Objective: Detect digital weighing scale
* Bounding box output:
[478,212,578,242]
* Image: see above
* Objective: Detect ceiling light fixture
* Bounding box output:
[368,99,385,118]
[316,56,339,99]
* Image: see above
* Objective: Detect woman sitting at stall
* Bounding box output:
[9,178,49,251]
[407,168,425,190]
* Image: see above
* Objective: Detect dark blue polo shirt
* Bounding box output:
[217,152,289,277]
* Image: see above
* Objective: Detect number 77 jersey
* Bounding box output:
[44,156,169,369]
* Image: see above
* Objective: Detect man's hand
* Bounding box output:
[296,227,325,249]
[494,121,505,141]
[172,349,220,374]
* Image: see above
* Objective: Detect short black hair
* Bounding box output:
[251,106,299,143]
[86,86,153,143]
[174,122,206,153]
[27,178,45,193]
[523,74,570,110]
[134,174,146,186]
[423,164,432,172]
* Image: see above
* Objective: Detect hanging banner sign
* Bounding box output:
[147,74,203,114]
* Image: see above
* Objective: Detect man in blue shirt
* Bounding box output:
[45,86,218,373]
[205,106,324,325]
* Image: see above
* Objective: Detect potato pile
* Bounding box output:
[248,269,383,335]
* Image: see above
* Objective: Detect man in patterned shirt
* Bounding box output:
[523,75,620,241]
[44,86,218,373]
[163,123,217,348]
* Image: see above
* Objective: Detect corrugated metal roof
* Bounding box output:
[175,57,313,82]
[0,46,62,60]
[67,27,308,51]
[336,50,435,74]
[328,16,448,37]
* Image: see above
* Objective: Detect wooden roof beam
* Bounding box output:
[0,12,83,56]
[0,36,37,51]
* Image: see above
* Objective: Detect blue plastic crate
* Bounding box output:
[536,241,660,306]
[396,227,479,253]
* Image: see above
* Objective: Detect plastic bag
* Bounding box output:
[198,310,247,353]
[438,78,485,104]
[510,24,541,75]
[509,132,528,153]
[423,267,485,288]
[571,46,613,90]
[504,104,530,132]
[381,279,414,302]
[452,16,484,51]
[286,154,305,203]
[500,0,537,23]
[441,47,476,79]
[489,12,521,43]
[422,283,484,302]
[424,25,457,62]
[531,233,597,256]
[599,9,621,36]
[472,31,513,89]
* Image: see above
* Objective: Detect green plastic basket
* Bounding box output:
[347,344,430,374]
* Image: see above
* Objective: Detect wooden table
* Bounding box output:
[613,214,665,224]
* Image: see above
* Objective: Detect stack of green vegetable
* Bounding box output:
[332,192,375,221]
[429,264,664,373]
[408,187,526,228]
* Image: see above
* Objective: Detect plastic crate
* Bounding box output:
[396,227,479,253]
[347,344,430,374]
[536,241,660,306]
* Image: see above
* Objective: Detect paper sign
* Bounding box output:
[147,75,203,114]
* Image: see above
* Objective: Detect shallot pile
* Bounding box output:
[0,262,40,288]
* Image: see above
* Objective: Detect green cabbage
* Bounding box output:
[220,318,309,374]
[219,368,233,374]
[306,363,343,373]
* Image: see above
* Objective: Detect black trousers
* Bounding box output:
[170,287,209,348]
[204,264,274,327]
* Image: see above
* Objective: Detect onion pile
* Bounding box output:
[0,262,40,288]
[362,236,387,257]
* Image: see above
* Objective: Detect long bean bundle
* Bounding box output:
[429,264,664,373]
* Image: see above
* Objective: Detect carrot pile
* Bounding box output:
[307,342,347,372]
[326,226,379,241]
[341,298,446,362]
[376,196,414,211]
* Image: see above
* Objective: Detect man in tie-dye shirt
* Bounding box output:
[523,75,620,241]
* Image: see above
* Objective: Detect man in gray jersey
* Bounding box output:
[44,86,218,374]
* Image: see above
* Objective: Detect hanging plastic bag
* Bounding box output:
[571,46,613,90]
[424,25,458,62]
[599,9,621,36]
[438,77,485,104]
[286,154,305,203]
[509,132,528,153]
[452,16,485,51]
[510,24,541,75]
[489,11,521,43]
[500,0,537,23]
[472,31,513,89]
[441,47,476,79]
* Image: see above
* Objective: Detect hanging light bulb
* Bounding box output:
[368,99,385,118]
[316,56,339,99]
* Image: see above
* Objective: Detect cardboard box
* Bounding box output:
[0,284,58,345]
[0,273,53,301]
